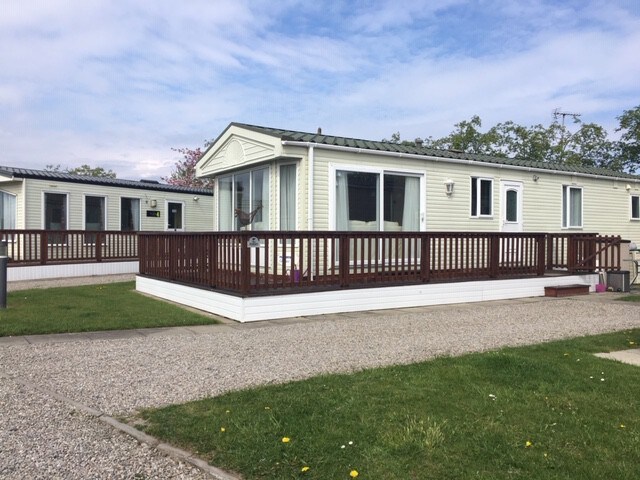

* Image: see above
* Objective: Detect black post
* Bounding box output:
[0,241,8,309]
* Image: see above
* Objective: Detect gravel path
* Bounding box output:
[1,295,639,478]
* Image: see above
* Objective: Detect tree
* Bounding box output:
[389,106,640,173]
[616,106,640,173]
[164,143,214,188]
[44,163,116,178]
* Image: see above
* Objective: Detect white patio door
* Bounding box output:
[500,181,523,232]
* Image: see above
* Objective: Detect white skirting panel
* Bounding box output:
[8,261,139,282]
[136,274,599,323]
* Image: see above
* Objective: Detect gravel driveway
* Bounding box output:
[1,293,639,479]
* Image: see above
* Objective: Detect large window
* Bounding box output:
[335,169,421,231]
[279,164,296,230]
[0,191,16,229]
[562,185,583,228]
[471,177,493,217]
[631,195,639,220]
[167,201,184,231]
[219,167,270,230]
[121,197,140,231]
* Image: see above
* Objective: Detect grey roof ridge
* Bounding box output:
[0,165,213,195]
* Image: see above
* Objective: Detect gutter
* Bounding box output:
[281,141,640,185]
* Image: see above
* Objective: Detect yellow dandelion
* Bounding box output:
[265,406,271,410]
[226,410,231,414]
[301,466,310,472]
[220,427,226,432]
[350,470,359,478]
[629,341,635,345]
[525,440,533,448]
[282,437,290,443]
[620,424,626,428]
[563,353,570,357]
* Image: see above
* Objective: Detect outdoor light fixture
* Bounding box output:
[193,196,199,201]
[444,179,455,196]
[533,174,540,182]
[626,184,632,191]
[150,199,157,208]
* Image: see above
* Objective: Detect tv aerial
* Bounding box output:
[553,108,581,126]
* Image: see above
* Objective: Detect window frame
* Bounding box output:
[328,164,426,231]
[217,165,271,231]
[166,200,185,231]
[83,194,107,231]
[631,195,640,221]
[120,196,141,231]
[470,177,494,218]
[0,190,17,229]
[42,191,69,230]
[561,185,583,229]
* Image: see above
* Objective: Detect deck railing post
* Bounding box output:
[537,234,546,276]
[241,234,251,295]
[420,234,430,283]
[567,235,576,272]
[489,234,499,278]
[40,231,48,265]
[96,232,103,262]
[339,234,350,288]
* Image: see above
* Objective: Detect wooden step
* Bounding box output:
[544,284,590,297]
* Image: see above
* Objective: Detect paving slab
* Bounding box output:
[594,348,640,366]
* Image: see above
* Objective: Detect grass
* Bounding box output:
[618,294,640,302]
[135,330,640,480]
[0,281,219,336]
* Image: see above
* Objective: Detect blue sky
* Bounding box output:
[1,0,639,180]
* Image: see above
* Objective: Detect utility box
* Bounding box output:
[607,270,630,293]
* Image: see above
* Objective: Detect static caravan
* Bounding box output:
[0,166,214,232]
[196,123,640,243]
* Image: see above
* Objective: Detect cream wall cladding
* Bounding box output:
[21,178,213,231]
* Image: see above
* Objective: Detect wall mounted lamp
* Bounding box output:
[626,184,632,191]
[193,196,199,201]
[444,179,455,196]
[149,199,157,208]
[532,174,540,182]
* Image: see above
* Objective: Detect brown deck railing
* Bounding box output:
[0,230,138,265]
[138,231,621,296]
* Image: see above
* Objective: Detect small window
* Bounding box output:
[85,196,106,231]
[121,198,140,231]
[632,195,640,220]
[0,191,16,229]
[505,189,518,222]
[44,192,68,245]
[562,185,582,228]
[471,177,493,217]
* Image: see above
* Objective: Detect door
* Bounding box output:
[500,181,523,232]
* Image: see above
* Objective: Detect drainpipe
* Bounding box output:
[307,144,314,230]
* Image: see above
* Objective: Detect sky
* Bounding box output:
[1,0,639,181]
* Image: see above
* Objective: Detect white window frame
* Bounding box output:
[328,164,426,231]
[631,195,640,221]
[0,190,17,229]
[42,191,69,230]
[166,200,186,231]
[470,177,493,218]
[278,163,298,237]
[217,166,270,231]
[83,194,108,231]
[562,185,583,229]
[120,196,142,231]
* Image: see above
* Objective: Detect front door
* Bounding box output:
[500,181,523,232]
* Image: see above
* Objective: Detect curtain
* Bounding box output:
[401,176,420,231]
[280,165,296,230]
[131,199,140,230]
[0,192,16,229]
[569,188,582,227]
[218,176,232,230]
[336,171,349,230]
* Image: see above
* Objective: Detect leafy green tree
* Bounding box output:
[44,163,116,178]
[616,106,640,173]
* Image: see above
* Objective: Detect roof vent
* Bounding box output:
[140,179,160,184]
[317,127,322,135]
[415,138,423,147]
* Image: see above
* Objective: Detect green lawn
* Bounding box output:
[619,294,640,302]
[0,281,219,336]
[135,330,640,480]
